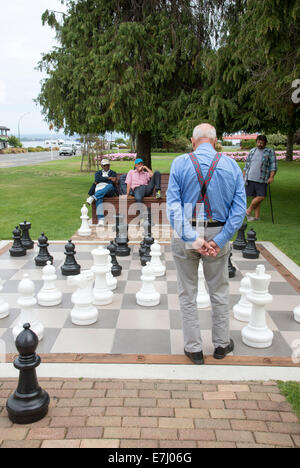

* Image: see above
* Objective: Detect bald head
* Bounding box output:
[192,124,217,150]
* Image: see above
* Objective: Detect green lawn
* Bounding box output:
[1,155,300,266]
[277,382,300,420]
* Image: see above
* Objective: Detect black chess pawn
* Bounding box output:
[107,241,122,277]
[6,323,50,424]
[10,226,27,257]
[228,252,237,278]
[34,233,53,266]
[242,228,260,259]
[114,214,131,257]
[61,240,81,276]
[20,221,34,250]
[233,224,247,251]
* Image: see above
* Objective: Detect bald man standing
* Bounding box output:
[167,124,246,365]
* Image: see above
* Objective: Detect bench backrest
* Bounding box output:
[115,173,170,190]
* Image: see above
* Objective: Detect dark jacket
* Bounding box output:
[88,170,118,196]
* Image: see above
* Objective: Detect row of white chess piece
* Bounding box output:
[0,241,167,341]
[198,261,300,349]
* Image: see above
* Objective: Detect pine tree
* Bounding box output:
[37,0,227,167]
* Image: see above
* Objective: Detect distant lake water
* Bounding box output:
[21,140,77,148]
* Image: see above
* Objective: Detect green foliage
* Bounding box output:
[277,382,300,420]
[241,139,257,150]
[8,135,22,148]
[267,133,288,146]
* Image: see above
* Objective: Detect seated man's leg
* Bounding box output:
[94,185,115,220]
[133,186,146,219]
[144,171,161,197]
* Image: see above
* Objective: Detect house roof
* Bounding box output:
[0,126,10,131]
[223,134,259,141]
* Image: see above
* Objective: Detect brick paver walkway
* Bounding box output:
[0,379,299,448]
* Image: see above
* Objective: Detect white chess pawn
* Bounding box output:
[13,274,44,341]
[106,254,117,291]
[149,241,166,277]
[91,247,114,306]
[294,305,300,324]
[242,265,273,348]
[233,274,252,322]
[68,270,98,325]
[136,263,160,307]
[78,204,92,237]
[0,278,10,319]
[197,262,210,309]
[37,261,62,307]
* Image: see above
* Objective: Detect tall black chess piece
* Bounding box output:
[139,208,154,263]
[10,226,27,257]
[20,221,34,250]
[34,233,53,266]
[61,240,81,276]
[114,214,131,257]
[233,224,247,251]
[242,228,260,259]
[107,241,122,277]
[6,324,50,424]
[228,252,237,278]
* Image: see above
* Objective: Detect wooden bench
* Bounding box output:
[92,173,170,225]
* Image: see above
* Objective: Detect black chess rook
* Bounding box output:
[20,221,34,250]
[10,226,27,257]
[61,240,81,276]
[6,324,50,425]
[34,233,53,266]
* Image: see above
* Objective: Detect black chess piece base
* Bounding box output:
[7,391,50,425]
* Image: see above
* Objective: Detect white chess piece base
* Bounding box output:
[37,290,62,307]
[242,325,274,348]
[294,305,300,323]
[71,304,98,326]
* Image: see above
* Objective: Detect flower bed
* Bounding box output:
[95,153,136,162]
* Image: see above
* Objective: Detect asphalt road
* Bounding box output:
[0,151,81,168]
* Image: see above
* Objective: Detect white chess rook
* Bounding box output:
[78,204,92,237]
[0,278,10,319]
[13,274,44,341]
[149,241,166,277]
[68,270,98,326]
[197,262,210,309]
[233,274,252,322]
[136,263,160,307]
[37,261,62,307]
[294,305,300,324]
[242,265,274,348]
[106,255,117,291]
[91,247,114,306]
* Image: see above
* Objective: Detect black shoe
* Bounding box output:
[184,349,204,365]
[213,339,234,360]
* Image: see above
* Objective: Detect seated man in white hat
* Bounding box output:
[86,159,118,226]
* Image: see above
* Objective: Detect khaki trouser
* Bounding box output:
[172,227,231,353]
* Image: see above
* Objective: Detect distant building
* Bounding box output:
[223,133,259,145]
[0,126,10,149]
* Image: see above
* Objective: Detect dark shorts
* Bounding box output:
[246,181,268,198]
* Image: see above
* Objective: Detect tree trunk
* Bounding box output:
[137,131,152,168]
[286,131,294,162]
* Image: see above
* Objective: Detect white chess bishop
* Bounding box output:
[197,261,210,309]
[233,274,252,322]
[0,277,10,319]
[78,204,92,237]
[294,304,300,324]
[149,241,166,277]
[242,265,273,348]
[68,270,98,326]
[13,274,44,341]
[106,254,117,291]
[136,263,160,307]
[37,261,62,307]
[91,247,114,306]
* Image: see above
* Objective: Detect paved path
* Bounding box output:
[0,151,80,168]
[1,378,299,448]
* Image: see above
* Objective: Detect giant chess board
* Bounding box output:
[0,242,299,364]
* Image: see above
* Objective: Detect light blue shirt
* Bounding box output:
[166,143,247,249]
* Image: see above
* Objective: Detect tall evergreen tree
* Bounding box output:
[37,0,227,167]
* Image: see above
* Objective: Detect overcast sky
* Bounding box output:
[0,0,67,136]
